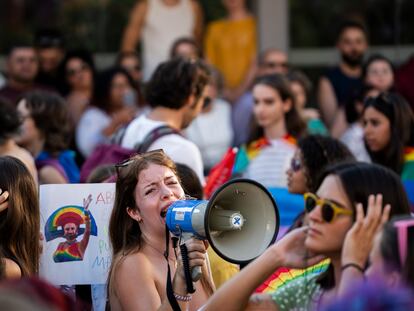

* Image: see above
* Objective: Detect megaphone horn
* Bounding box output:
[166,178,280,282]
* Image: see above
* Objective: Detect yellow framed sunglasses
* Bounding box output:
[304,192,353,223]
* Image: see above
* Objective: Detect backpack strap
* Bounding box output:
[134,125,181,153]
[110,125,129,145]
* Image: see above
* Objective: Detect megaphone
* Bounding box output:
[166,178,279,282]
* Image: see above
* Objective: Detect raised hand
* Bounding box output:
[0,189,9,213]
[342,194,391,268]
[83,194,93,211]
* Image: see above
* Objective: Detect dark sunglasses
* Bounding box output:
[290,157,302,172]
[264,61,289,69]
[304,192,353,223]
[202,97,212,109]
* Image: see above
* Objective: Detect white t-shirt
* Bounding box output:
[76,107,111,158]
[122,115,205,183]
[185,99,233,170]
[340,123,371,163]
[244,139,296,188]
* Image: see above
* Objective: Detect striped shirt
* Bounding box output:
[244,139,295,187]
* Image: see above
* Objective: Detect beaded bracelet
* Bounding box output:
[173,293,192,302]
[341,263,365,273]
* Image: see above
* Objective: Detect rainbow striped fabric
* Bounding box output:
[233,135,296,175]
[255,259,331,294]
[53,242,83,262]
[402,147,414,211]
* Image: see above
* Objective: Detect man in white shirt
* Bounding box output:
[122,58,210,183]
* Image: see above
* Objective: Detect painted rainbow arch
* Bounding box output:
[45,205,98,241]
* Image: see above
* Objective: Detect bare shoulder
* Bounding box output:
[114,252,153,283]
[3,258,22,279]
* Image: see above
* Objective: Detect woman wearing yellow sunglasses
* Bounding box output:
[201,162,411,311]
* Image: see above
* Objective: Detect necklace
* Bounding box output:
[143,240,177,266]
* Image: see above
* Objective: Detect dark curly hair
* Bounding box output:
[23,91,71,156]
[145,58,210,110]
[248,74,307,143]
[298,135,355,192]
[0,97,21,144]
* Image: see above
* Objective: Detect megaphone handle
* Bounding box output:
[179,243,196,294]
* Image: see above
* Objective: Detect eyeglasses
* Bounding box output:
[394,218,414,267]
[290,157,302,172]
[304,192,353,223]
[115,149,166,178]
[66,63,90,77]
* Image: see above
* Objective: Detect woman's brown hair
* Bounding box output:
[248,74,307,144]
[0,156,40,278]
[107,151,178,293]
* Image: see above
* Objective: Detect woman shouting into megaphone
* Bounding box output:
[107,150,214,311]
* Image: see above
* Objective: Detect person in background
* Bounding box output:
[115,52,146,115]
[0,156,39,280]
[237,74,306,188]
[34,28,66,91]
[285,135,355,231]
[121,0,203,81]
[185,66,233,174]
[362,92,414,210]
[287,70,328,135]
[317,20,368,138]
[204,0,256,103]
[15,91,80,184]
[57,49,95,128]
[362,54,395,93]
[76,67,138,158]
[0,44,45,104]
[232,48,289,147]
[120,58,210,184]
[170,37,201,60]
[115,51,143,87]
[0,98,38,184]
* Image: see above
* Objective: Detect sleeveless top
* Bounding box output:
[324,66,362,107]
[142,0,194,80]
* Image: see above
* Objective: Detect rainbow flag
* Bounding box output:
[402,147,414,211]
[205,135,296,198]
[255,259,331,293]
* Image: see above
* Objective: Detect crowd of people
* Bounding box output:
[0,0,414,310]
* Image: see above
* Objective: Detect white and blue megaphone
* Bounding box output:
[166,178,279,281]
